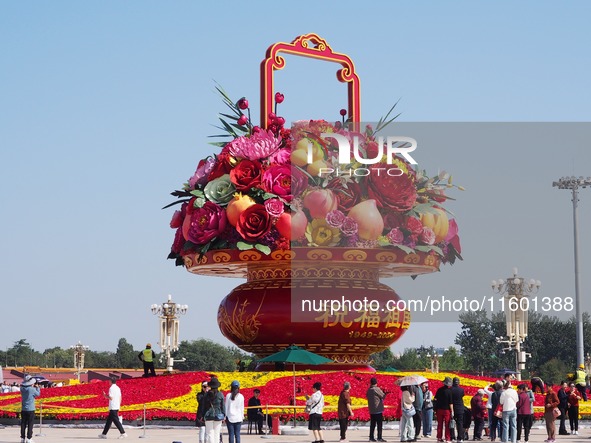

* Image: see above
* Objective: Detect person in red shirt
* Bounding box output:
[516,384,532,442]
[470,389,487,441]
[544,383,559,442]
[567,382,582,435]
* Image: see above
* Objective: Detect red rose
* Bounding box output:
[208,149,234,180]
[230,159,262,191]
[236,204,272,242]
[367,163,417,212]
[186,202,227,245]
[327,179,362,212]
[406,217,423,237]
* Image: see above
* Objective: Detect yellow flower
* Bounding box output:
[305,219,341,247]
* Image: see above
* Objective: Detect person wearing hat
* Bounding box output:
[204,377,225,443]
[138,343,157,377]
[574,363,588,401]
[98,376,127,439]
[367,377,387,442]
[225,380,244,443]
[338,381,354,442]
[306,381,325,443]
[196,381,210,443]
[434,377,453,443]
[20,374,40,443]
[471,389,487,441]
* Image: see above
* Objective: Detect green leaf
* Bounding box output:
[190,190,204,198]
[395,244,415,254]
[254,244,271,255]
[236,241,254,251]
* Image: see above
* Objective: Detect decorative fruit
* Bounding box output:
[303,189,338,219]
[420,207,449,243]
[226,194,256,226]
[348,199,384,240]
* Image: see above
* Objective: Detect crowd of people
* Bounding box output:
[6,365,591,443]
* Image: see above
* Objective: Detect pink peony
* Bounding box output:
[326,209,345,228]
[264,198,285,218]
[262,165,306,202]
[445,218,461,253]
[340,217,358,237]
[227,130,281,160]
[186,202,227,245]
[406,217,423,238]
[268,148,291,165]
[419,227,436,245]
[387,227,404,244]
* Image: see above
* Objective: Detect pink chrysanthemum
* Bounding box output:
[227,130,281,160]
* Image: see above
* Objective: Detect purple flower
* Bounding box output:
[188,157,215,188]
[227,130,281,160]
[386,227,404,244]
[325,209,346,228]
[340,216,358,237]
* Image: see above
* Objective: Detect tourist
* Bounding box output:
[557,381,569,435]
[421,382,434,438]
[367,377,387,442]
[400,385,416,442]
[338,381,354,442]
[500,380,518,443]
[567,382,581,435]
[451,377,465,443]
[1,381,9,393]
[470,389,487,441]
[516,384,532,443]
[543,383,559,443]
[20,375,40,443]
[98,376,127,439]
[411,383,423,440]
[138,343,156,377]
[489,381,503,442]
[196,381,210,443]
[247,389,265,435]
[434,376,453,443]
[204,377,225,443]
[306,382,325,443]
[225,380,244,443]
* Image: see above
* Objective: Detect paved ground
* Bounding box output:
[0,423,588,443]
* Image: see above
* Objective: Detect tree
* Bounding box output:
[393,348,425,370]
[455,310,499,374]
[7,339,42,367]
[371,348,397,370]
[538,358,568,386]
[115,338,139,368]
[172,339,237,371]
[42,347,72,368]
[439,346,464,371]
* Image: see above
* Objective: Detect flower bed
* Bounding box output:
[0,371,579,421]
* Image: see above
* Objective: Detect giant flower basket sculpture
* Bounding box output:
[166,34,462,371]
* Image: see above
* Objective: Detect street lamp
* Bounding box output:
[553,176,591,367]
[150,294,188,372]
[491,267,541,381]
[70,342,90,381]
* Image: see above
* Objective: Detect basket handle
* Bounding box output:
[260,33,361,128]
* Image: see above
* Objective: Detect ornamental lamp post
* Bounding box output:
[150,295,188,372]
[70,342,90,381]
[553,176,591,368]
[491,268,541,381]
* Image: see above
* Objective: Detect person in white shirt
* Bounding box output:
[225,380,244,443]
[500,381,519,443]
[98,376,127,439]
[306,382,325,443]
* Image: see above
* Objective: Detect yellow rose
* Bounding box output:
[305,219,341,247]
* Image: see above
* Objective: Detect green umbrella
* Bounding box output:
[258,345,333,427]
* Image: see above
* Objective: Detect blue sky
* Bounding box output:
[1,1,591,355]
